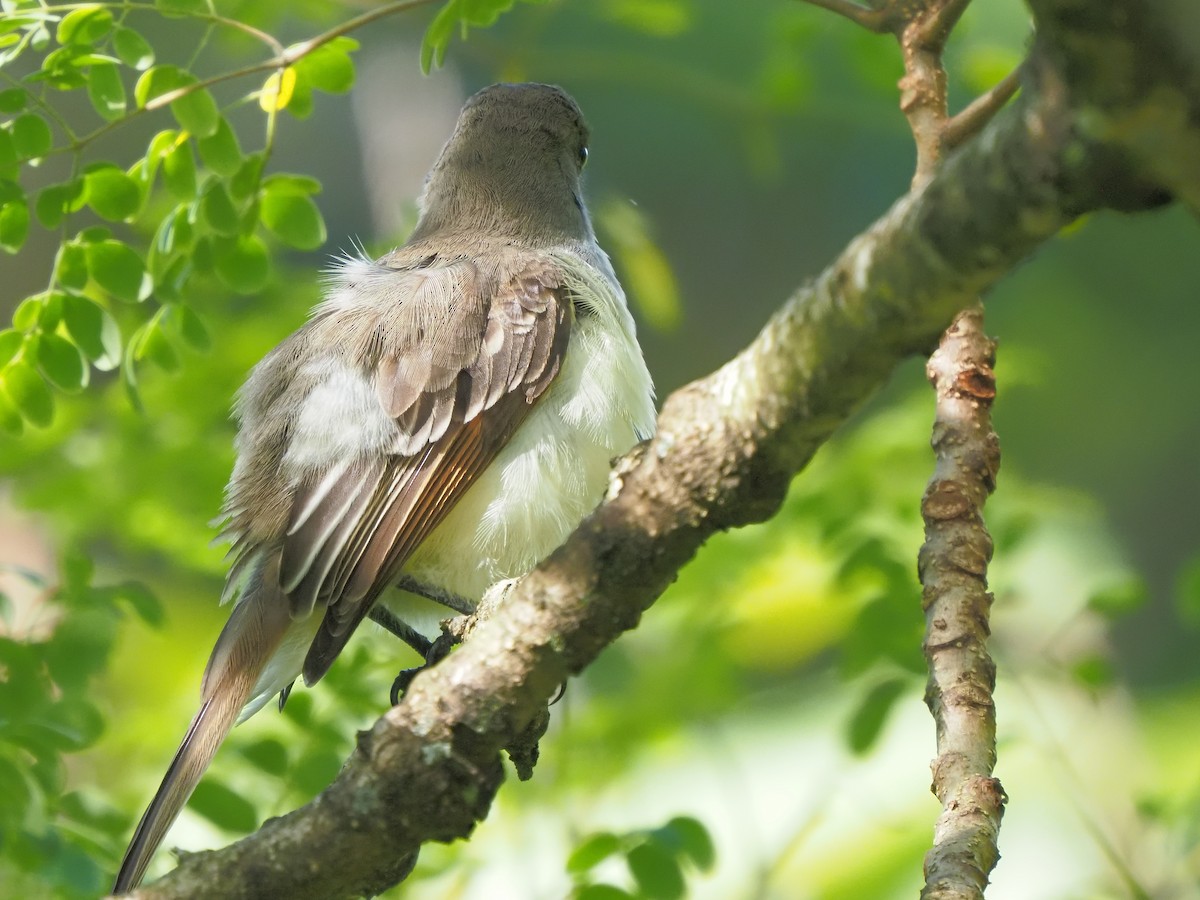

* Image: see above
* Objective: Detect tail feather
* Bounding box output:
[113,574,292,894]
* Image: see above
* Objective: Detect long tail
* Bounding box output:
[113,573,293,893]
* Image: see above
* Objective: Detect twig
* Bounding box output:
[917,305,1005,900]
[797,0,1021,186]
[943,66,1023,150]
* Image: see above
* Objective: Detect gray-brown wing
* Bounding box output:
[277,260,573,685]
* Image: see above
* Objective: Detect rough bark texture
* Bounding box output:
[119,0,1200,896]
[918,306,1004,900]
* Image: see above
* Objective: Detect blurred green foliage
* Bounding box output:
[1,1,1198,898]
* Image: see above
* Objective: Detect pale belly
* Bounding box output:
[390,320,644,635]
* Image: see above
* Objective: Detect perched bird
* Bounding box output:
[114,82,655,892]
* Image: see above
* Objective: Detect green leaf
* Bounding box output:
[291,36,357,94]
[63,294,121,371]
[86,240,149,302]
[162,138,197,200]
[35,332,86,392]
[0,129,16,178]
[153,203,194,258]
[55,242,88,289]
[34,180,83,228]
[86,62,126,121]
[421,0,538,72]
[659,817,714,871]
[597,199,681,332]
[602,0,691,37]
[230,152,265,200]
[847,677,909,755]
[11,113,51,159]
[626,841,684,900]
[171,84,219,138]
[2,359,54,427]
[0,196,29,252]
[261,172,321,195]
[56,5,112,45]
[13,295,42,331]
[0,387,22,435]
[84,164,140,221]
[1072,655,1114,690]
[155,0,208,17]
[238,738,288,773]
[567,832,621,875]
[213,234,269,294]
[188,779,258,833]
[175,304,210,351]
[200,180,240,236]
[1087,577,1147,618]
[134,64,185,107]
[197,117,242,177]
[0,88,26,113]
[111,580,162,625]
[260,190,324,250]
[38,291,63,330]
[112,26,154,70]
[0,330,23,367]
[133,312,178,372]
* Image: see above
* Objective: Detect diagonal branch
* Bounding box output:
[119,0,1200,896]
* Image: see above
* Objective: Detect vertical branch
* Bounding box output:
[917,305,1005,900]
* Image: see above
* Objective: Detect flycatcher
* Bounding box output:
[113,82,655,892]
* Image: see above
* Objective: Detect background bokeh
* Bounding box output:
[2,1,1199,898]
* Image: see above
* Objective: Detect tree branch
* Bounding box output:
[118,0,1200,896]
[918,306,1003,900]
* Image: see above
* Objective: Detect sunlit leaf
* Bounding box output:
[134,311,178,372]
[55,5,112,45]
[11,112,51,159]
[597,198,682,332]
[657,817,714,871]
[290,36,357,93]
[35,332,86,393]
[258,67,296,112]
[85,240,149,302]
[197,117,242,176]
[86,62,126,121]
[171,83,219,138]
[260,188,324,250]
[112,26,154,70]
[626,841,684,900]
[200,179,240,236]
[0,195,29,252]
[83,164,140,221]
[422,0,546,72]
[34,180,83,228]
[162,137,197,200]
[2,359,54,426]
[62,294,121,370]
[213,234,269,293]
[567,832,621,874]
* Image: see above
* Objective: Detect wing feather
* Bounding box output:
[268,255,573,686]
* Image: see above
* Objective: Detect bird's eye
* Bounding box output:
[578,145,589,168]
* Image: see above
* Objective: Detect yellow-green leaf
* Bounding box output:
[259,68,296,112]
